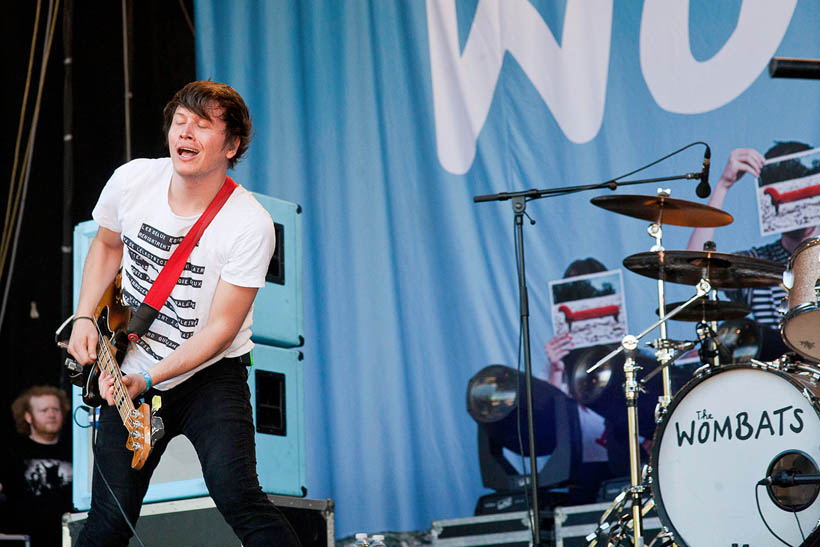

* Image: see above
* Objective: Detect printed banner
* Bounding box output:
[757,147,820,236]
[549,269,627,349]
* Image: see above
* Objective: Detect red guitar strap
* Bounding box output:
[127,176,238,342]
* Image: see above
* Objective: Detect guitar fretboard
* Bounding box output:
[98,336,137,424]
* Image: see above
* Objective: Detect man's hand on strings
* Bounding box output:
[98,370,148,405]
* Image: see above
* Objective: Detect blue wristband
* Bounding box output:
[141,371,153,394]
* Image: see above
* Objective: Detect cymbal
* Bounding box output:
[623,250,785,288]
[657,298,751,322]
[591,194,733,227]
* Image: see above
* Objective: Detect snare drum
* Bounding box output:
[651,362,820,546]
[783,237,820,361]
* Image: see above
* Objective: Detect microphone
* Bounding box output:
[696,145,711,198]
[758,469,820,486]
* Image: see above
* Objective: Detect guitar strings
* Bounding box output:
[93,319,134,422]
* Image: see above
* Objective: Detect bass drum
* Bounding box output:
[650,363,820,546]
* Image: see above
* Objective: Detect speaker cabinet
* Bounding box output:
[250,192,304,348]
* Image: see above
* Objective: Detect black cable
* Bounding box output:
[794,508,806,542]
[177,0,195,37]
[755,484,793,546]
[90,403,147,546]
[72,405,91,428]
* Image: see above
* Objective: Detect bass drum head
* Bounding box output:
[650,364,820,546]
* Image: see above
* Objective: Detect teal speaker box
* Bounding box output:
[250,192,304,348]
[71,216,306,511]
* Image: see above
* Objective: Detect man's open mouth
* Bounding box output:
[177,146,199,158]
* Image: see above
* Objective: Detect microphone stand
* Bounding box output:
[473,168,705,546]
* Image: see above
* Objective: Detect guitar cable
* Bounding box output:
[754,483,794,546]
[90,405,148,547]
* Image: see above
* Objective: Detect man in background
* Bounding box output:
[0,385,73,546]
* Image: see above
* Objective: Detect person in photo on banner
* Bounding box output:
[687,142,818,347]
[545,258,645,495]
[66,81,301,546]
[0,386,72,547]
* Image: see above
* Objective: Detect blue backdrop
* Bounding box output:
[194,0,820,537]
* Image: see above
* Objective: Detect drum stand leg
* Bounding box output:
[622,334,646,546]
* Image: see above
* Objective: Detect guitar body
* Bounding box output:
[81,279,130,407]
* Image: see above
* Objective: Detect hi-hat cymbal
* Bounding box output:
[657,298,751,322]
[591,194,733,227]
[623,250,785,288]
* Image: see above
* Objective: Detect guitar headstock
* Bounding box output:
[124,403,153,470]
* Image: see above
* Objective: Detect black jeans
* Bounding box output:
[76,357,301,546]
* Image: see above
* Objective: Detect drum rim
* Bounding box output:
[649,362,820,546]
[781,303,820,362]
[788,236,820,269]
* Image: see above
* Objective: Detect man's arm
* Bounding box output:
[687,148,765,251]
[108,279,259,401]
[67,227,124,365]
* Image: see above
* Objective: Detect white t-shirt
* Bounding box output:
[92,158,276,390]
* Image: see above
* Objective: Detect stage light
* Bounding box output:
[466,365,581,492]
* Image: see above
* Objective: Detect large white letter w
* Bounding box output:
[426,0,613,175]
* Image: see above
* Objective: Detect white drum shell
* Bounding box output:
[651,364,820,546]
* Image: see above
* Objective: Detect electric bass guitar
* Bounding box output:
[58,272,164,470]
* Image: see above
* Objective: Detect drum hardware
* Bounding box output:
[593,189,736,410]
[586,473,665,547]
[640,340,695,389]
[648,221,675,412]
[587,279,711,547]
[694,320,728,369]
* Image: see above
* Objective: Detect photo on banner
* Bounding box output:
[756,147,820,236]
[549,269,627,349]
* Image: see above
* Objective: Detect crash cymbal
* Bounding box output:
[591,194,733,227]
[623,250,785,288]
[657,298,751,322]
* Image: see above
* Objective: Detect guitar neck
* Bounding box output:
[98,338,137,422]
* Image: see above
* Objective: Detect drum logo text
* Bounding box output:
[674,406,804,446]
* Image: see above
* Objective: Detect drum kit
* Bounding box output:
[582,189,820,546]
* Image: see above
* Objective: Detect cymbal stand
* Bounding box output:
[646,190,675,409]
[588,278,712,547]
[696,320,719,367]
[705,241,721,369]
